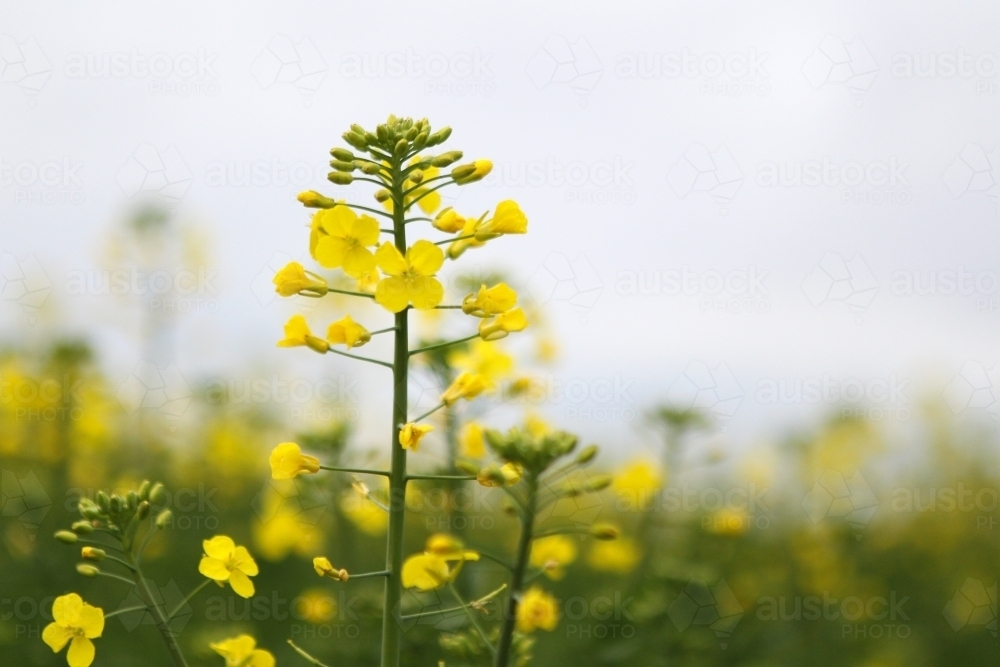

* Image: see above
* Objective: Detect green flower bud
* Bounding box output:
[413,131,429,151]
[590,522,620,540]
[409,169,424,184]
[575,445,599,465]
[350,124,366,136]
[361,162,382,176]
[298,190,336,209]
[585,474,613,492]
[404,127,418,141]
[376,124,389,142]
[127,491,138,510]
[55,530,78,544]
[343,132,367,150]
[81,547,106,561]
[155,509,173,529]
[364,132,378,145]
[451,164,476,181]
[76,564,100,577]
[374,189,391,203]
[328,171,354,185]
[331,148,355,162]
[137,480,151,501]
[71,521,94,534]
[137,500,150,520]
[110,495,123,513]
[148,483,166,505]
[455,460,480,475]
[330,160,356,172]
[428,127,452,146]
[431,151,463,168]
[96,491,109,511]
[394,138,409,155]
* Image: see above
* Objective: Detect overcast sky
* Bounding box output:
[2,1,998,457]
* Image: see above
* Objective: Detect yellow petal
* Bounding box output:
[375,243,407,276]
[401,553,450,591]
[406,240,444,276]
[277,315,310,347]
[374,276,410,313]
[228,569,256,598]
[417,190,441,214]
[232,546,259,576]
[353,214,381,246]
[318,205,356,237]
[407,276,444,310]
[67,636,95,667]
[341,245,376,278]
[203,535,236,561]
[78,604,104,638]
[42,622,73,652]
[199,556,230,581]
[315,235,349,269]
[251,649,277,667]
[52,594,83,626]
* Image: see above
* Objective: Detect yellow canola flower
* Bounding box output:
[313,556,349,581]
[252,497,322,562]
[516,586,559,633]
[326,315,371,349]
[42,594,104,667]
[297,190,336,209]
[341,490,388,536]
[277,315,329,353]
[477,462,523,487]
[530,535,578,580]
[479,308,528,341]
[446,215,487,260]
[613,460,663,497]
[587,537,642,574]
[399,422,433,451]
[269,442,320,480]
[273,261,328,297]
[373,240,445,312]
[441,371,488,405]
[356,269,380,294]
[432,207,466,233]
[210,635,275,667]
[450,340,513,386]
[462,283,518,318]
[475,200,528,240]
[198,535,259,598]
[452,159,493,185]
[524,412,551,438]
[312,205,381,278]
[401,534,479,591]
[459,422,486,458]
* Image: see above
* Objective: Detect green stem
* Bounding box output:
[410,401,446,423]
[408,334,478,358]
[129,556,189,667]
[335,201,394,220]
[349,570,390,581]
[288,640,332,667]
[167,578,211,620]
[380,153,409,667]
[406,473,476,482]
[449,582,496,657]
[327,287,375,299]
[94,571,139,586]
[104,605,148,619]
[370,327,397,336]
[326,347,393,369]
[320,465,391,477]
[434,234,475,245]
[494,473,537,667]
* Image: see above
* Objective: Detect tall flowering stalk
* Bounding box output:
[272,115,531,667]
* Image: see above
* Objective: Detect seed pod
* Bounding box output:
[328,171,354,185]
[55,530,78,544]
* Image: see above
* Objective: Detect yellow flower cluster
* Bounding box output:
[277,314,372,353]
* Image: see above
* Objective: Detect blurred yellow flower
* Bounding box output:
[612,460,663,510]
[313,556,348,581]
[253,503,322,562]
[402,534,479,590]
[479,308,528,341]
[326,315,371,349]
[452,159,493,185]
[277,315,329,353]
[587,538,642,574]
[432,207,466,233]
[399,422,433,451]
[198,535,259,598]
[42,593,104,667]
[312,206,380,278]
[524,413,551,438]
[451,340,513,386]
[269,442,320,480]
[475,200,528,240]
[341,492,388,536]
[461,283,518,318]
[516,586,559,633]
[373,240,445,312]
[459,422,486,458]
[441,372,488,405]
[445,215,487,259]
[210,635,275,667]
[704,507,749,536]
[295,588,337,623]
[530,535,578,580]
[477,462,523,487]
